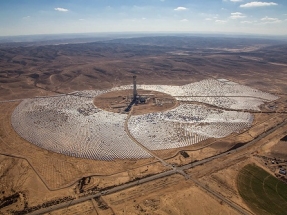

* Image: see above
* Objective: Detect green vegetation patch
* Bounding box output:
[237,163,287,215]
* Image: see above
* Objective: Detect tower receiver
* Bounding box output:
[133,75,137,100]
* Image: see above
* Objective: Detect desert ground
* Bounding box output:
[1,36,287,215]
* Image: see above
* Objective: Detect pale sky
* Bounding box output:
[1,0,287,36]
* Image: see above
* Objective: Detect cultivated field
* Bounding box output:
[237,164,287,215]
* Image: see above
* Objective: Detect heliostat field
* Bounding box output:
[11,79,278,160]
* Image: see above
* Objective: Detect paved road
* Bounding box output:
[27,169,178,215]
[178,119,287,172]
[26,119,287,215]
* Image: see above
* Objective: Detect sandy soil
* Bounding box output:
[1,38,287,214]
[104,174,241,215]
[1,94,284,214]
[94,89,177,115]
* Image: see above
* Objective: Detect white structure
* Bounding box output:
[128,104,253,150]
[114,79,278,110]
[11,94,151,160]
[11,79,278,160]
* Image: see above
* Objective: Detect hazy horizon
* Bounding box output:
[1,31,287,45]
[1,0,287,37]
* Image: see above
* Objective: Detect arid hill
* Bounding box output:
[0,36,287,100]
